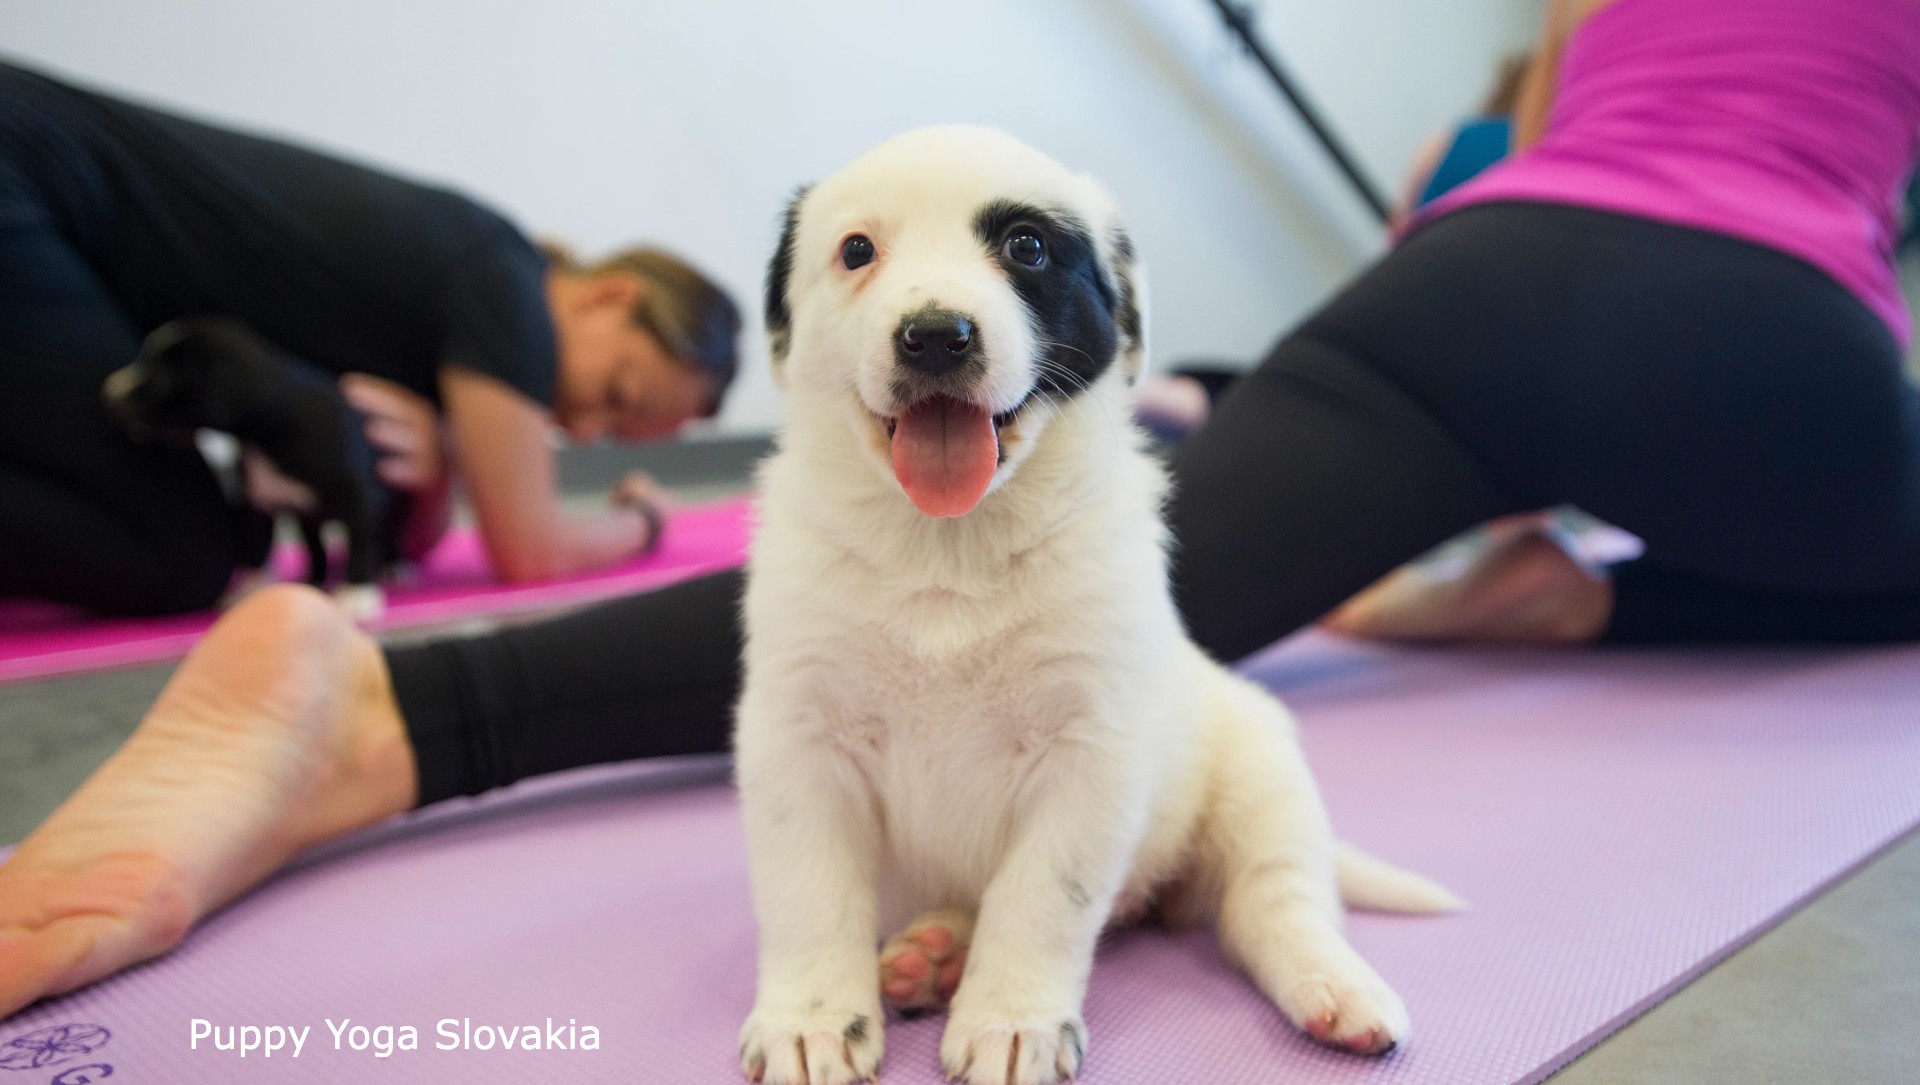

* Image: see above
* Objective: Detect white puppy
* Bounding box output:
[735,126,1458,1085]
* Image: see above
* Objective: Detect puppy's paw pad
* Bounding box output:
[880,913,971,1011]
[740,1007,881,1085]
[940,1015,1085,1085]
[1283,975,1408,1055]
[331,584,385,624]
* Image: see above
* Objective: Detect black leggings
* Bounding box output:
[0,171,243,615]
[390,203,1920,806]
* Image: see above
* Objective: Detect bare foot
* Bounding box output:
[1324,529,1614,645]
[0,585,416,1019]
[879,909,974,1012]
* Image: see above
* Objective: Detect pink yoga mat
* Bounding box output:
[5,633,1919,1084]
[0,498,752,685]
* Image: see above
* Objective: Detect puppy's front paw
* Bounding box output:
[739,1005,881,1085]
[331,584,385,624]
[1277,968,1408,1055]
[940,1013,1085,1085]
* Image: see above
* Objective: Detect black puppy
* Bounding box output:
[102,316,405,619]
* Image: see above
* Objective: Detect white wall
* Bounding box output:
[0,0,1538,434]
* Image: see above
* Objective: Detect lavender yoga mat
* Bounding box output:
[0,498,752,685]
[5,633,1920,1083]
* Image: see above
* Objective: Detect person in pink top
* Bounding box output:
[2,0,1918,1028]
[1328,0,1920,641]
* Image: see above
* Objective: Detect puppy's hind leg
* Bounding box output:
[1200,675,1410,1055]
[880,908,974,1012]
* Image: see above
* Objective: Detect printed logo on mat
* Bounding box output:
[0,1023,111,1071]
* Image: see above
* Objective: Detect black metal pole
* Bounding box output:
[1205,0,1392,224]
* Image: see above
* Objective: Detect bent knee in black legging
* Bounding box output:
[120,546,237,615]
[0,459,242,615]
[1168,333,1513,662]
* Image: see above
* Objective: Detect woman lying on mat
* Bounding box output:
[0,61,740,617]
[3,0,1919,1019]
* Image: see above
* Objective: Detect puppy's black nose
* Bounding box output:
[895,309,976,375]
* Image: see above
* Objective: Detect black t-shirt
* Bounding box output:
[0,60,556,407]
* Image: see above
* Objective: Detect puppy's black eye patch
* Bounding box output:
[1005,232,1045,267]
[841,235,875,270]
[972,198,1119,401]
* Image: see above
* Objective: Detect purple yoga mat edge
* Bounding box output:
[1514,816,1920,1085]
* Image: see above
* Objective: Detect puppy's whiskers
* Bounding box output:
[1031,350,1126,433]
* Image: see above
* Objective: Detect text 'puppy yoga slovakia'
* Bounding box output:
[735,125,1460,1085]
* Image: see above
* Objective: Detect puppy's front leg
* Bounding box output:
[942,744,1141,1085]
[737,703,884,1085]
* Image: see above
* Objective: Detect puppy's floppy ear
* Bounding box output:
[764,184,811,380]
[1104,225,1147,385]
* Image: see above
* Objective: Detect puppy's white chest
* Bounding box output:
[839,644,1089,906]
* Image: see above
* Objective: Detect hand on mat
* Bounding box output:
[610,470,675,552]
[341,373,447,493]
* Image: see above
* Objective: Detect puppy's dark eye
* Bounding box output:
[840,235,875,270]
[1006,233,1045,267]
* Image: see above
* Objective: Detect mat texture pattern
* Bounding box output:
[4,633,1917,1084]
[0,498,752,684]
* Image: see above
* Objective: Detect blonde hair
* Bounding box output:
[1481,51,1536,117]
[542,241,742,417]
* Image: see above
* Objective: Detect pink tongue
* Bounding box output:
[889,395,999,517]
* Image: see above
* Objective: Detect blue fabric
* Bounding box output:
[1416,118,1513,209]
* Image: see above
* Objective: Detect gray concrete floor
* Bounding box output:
[0,663,172,843]
[1551,829,1920,1085]
[4,263,1920,1076]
